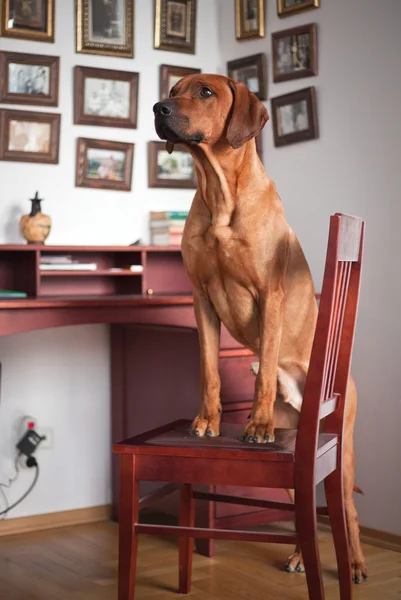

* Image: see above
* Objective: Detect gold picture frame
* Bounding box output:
[0,0,55,42]
[235,0,265,41]
[76,0,134,58]
[277,0,320,18]
[154,0,197,54]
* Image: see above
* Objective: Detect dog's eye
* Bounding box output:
[200,87,213,98]
[169,89,175,98]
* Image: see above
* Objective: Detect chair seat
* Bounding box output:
[113,419,338,463]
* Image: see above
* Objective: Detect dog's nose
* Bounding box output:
[153,101,173,116]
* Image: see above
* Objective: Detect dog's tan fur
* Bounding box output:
[154,73,367,582]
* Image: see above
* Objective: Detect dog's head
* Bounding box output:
[153,73,268,151]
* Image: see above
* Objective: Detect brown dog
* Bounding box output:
[153,73,367,583]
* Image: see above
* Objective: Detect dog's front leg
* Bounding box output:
[191,289,222,437]
[242,288,284,443]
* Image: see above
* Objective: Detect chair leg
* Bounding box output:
[325,467,352,600]
[118,455,139,600]
[295,487,325,600]
[179,484,194,594]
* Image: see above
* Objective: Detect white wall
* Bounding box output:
[0,0,220,518]
[217,0,401,534]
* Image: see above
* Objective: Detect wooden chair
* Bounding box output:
[114,213,365,600]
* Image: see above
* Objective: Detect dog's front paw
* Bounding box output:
[191,409,221,437]
[352,560,368,584]
[285,552,305,573]
[240,418,275,443]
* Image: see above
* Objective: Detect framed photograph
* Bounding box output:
[76,137,134,192]
[272,23,317,83]
[277,0,320,18]
[76,0,134,58]
[227,53,267,101]
[148,141,197,189]
[0,52,59,106]
[159,64,201,100]
[154,0,197,54]
[0,0,55,42]
[74,66,139,129]
[235,0,265,41]
[0,108,60,163]
[271,87,318,147]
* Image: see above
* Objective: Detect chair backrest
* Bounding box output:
[295,213,365,467]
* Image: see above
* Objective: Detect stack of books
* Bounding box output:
[150,211,188,246]
[40,255,97,271]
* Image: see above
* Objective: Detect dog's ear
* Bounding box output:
[226,80,269,149]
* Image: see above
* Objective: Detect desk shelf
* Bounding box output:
[0,245,193,298]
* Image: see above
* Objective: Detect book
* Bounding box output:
[40,255,74,264]
[39,263,97,271]
[0,290,27,298]
[150,211,188,221]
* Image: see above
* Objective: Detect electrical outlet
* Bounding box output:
[39,427,53,450]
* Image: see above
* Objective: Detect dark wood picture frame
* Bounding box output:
[272,23,317,83]
[148,141,197,189]
[76,0,134,58]
[271,87,318,147]
[0,108,60,163]
[0,0,55,42]
[159,64,201,100]
[154,0,197,54]
[277,0,320,18]
[0,51,59,106]
[227,53,267,101]
[76,137,134,192]
[235,0,265,41]
[74,66,139,129]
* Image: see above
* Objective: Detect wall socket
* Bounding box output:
[39,427,53,450]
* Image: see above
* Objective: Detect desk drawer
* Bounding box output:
[220,355,256,405]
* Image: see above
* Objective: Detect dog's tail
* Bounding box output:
[353,485,364,495]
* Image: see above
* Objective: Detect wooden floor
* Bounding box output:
[0,521,400,600]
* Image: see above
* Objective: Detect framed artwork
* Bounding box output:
[277,0,320,18]
[235,0,265,41]
[271,87,318,147]
[148,141,197,189]
[0,108,60,163]
[0,52,59,106]
[74,66,139,129]
[227,53,267,101]
[0,0,55,42]
[154,0,197,54]
[272,23,317,83]
[76,0,134,58]
[76,137,134,192]
[159,64,201,100]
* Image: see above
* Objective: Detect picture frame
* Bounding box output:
[270,87,318,147]
[154,0,197,55]
[76,0,134,58]
[235,0,265,41]
[159,64,201,100]
[148,141,197,189]
[0,0,55,42]
[0,108,60,163]
[74,66,139,129]
[0,51,59,107]
[277,0,320,18]
[227,53,267,101]
[272,23,317,83]
[76,138,134,192]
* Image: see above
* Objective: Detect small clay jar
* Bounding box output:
[20,192,52,244]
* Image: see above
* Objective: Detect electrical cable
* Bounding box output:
[0,457,39,518]
[0,453,21,519]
